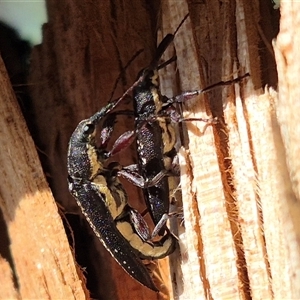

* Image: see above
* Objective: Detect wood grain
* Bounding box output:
[158,0,299,299]
[28,1,166,299]
[1,0,300,299]
[0,56,86,299]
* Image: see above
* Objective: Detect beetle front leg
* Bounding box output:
[100,110,135,155]
[118,165,169,188]
[108,119,151,157]
[163,73,250,107]
[160,103,217,124]
[108,130,136,157]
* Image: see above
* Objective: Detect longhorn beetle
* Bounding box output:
[108,15,249,236]
[67,13,249,291]
[67,81,178,291]
[103,16,192,237]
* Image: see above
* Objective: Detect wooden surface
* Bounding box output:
[0,56,86,299]
[160,0,300,299]
[1,0,300,299]
[273,3,300,297]
[28,1,167,299]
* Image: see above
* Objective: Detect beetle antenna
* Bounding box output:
[108,49,144,102]
[149,13,189,70]
[173,13,189,36]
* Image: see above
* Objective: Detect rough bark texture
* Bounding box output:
[1,0,300,299]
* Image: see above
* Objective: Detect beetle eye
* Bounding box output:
[83,123,95,135]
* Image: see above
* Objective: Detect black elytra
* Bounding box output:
[67,95,176,291]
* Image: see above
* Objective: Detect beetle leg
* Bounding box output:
[128,207,151,241]
[116,210,177,260]
[162,73,250,107]
[118,166,169,189]
[100,110,134,151]
[151,213,170,239]
[128,207,171,242]
[109,130,136,156]
[109,120,150,158]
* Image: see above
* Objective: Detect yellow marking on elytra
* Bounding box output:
[150,70,159,87]
[150,70,163,113]
[152,89,162,113]
[157,118,176,154]
[116,222,174,258]
[92,176,127,219]
[163,156,172,171]
[147,72,177,153]
[86,144,103,179]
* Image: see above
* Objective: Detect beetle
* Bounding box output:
[100,17,192,237]
[67,98,176,291]
[104,16,206,234]
[116,70,249,235]
[109,26,249,236]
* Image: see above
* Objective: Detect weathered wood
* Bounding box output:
[273,2,300,298]
[158,0,299,299]
[0,56,86,299]
[28,1,168,299]
[2,0,297,299]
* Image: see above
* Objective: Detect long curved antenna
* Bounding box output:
[149,13,189,70]
[108,14,190,110]
[200,73,250,93]
[108,49,144,102]
[173,13,189,36]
